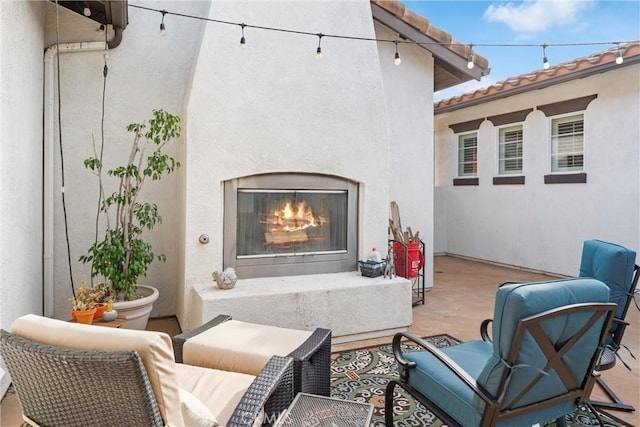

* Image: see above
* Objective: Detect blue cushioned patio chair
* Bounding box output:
[578,239,639,412]
[385,278,615,427]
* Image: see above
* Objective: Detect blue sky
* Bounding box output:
[403,0,640,101]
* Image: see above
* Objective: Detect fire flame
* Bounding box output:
[262,199,326,245]
[269,200,323,231]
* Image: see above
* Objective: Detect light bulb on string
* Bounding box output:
[542,44,550,70]
[83,2,91,16]
[394,40,402,65]
[615,43,624,64]
[466,45,474,69]
[467,55,475,69]
[240,23,246,48]
[316,33,324,60]
[160,10,167,36]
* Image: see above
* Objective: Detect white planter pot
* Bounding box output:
[112,285,159,330]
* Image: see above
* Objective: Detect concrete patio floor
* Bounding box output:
[1,255,638,425]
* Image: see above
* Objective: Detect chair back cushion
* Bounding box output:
[477,278,610,410]
[11,314,184,426]
[579,239,637,319]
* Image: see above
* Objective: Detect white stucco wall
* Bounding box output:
[181,1,437,329]
[43,1,208,320]
[374,22,435,287]
[2,0,439,337]
[0,0,45,398]
[182,0,391,329]
[434,64,640,275]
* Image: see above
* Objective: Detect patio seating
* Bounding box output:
[480,239,639,413]
[578,239,639,412]
[173,314,332,396]
[1,314,294,427]
[385,278,616,427]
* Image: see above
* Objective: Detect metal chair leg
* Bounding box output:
[585,402,606,426]
[384,380,397,426]
[589,377,636,412]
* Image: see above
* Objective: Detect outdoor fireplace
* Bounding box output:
[224,173,358,278]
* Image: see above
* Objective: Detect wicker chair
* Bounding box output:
[173,314,332,396]
[1,315,294,427]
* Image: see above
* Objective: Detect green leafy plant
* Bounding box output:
[79,109,181,301]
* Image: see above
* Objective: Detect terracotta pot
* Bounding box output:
[73,308,97,325]
[93,303,106,319]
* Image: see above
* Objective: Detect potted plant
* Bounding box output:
[70,280,109,324]
[101,299,119,322]
[90,282,111,319]
[79,109,181,329]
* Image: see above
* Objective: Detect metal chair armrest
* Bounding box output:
[480,318,493,342]
[610,317,629,346]
[391,332,497,407]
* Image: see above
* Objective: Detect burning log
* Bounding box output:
[264,229,309,245]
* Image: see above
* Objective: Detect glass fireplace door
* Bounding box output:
[237,190,348,258]
[224,173,358,279]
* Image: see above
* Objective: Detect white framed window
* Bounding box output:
[551,114,584,173]
[497,125,523,175]
[457,133,477,177]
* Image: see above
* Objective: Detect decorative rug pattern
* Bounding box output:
[330,335,626,427]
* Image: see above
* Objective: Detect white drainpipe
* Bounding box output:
[43,41,106,316]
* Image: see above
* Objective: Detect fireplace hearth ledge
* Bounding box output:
[192,272,413,344]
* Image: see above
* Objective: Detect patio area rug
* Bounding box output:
[330,335,626,427]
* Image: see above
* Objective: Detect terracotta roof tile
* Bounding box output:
[376,0,406,18]
[371,0,488,71]
[435,42,640,112]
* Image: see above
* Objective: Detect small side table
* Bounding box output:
[70,318,127,328]
[274,393,373,427]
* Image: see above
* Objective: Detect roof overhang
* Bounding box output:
[53,1,128,28]
[371,1,489,91]
[51,1,128,47]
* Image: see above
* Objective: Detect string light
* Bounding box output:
[394,40,401,65]
[160,10,167,36]
[542,44,550,70]
[316,33,323,60]
[615,43,624,64]
[240,23,246,48]
[467,44,474,69]
[83,2,91,17]
[128,4,632,70]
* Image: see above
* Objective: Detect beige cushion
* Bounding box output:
[183,320,312,375]
[11,314,184,427]
[175,363,263,427]
[179,388,218,427]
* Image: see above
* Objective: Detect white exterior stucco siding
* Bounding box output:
[182,0,395,329]
[0,0,46,397]
[373,22,435,288]
[44,1,208,319]
[435,64,639,276]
